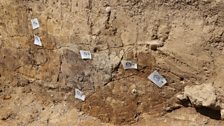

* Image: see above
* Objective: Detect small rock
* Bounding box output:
[149,40,164,51]
[202,119,209,125]
[1,112,14,120]
[106,7,111,13]
[151,44,158,51]
[221,109,224,120]
[3,95,11,100]
[131,89,137,94]
[176,93,187,101]
[43,82,59,89]
[78,111,85,116]
[165,103,182,112]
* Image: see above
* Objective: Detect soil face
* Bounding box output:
[77,53,190,124]
[1,0,224,125]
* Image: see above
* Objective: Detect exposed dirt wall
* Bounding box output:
[1,0,224,125]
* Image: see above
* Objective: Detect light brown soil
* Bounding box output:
[1,0,224,126]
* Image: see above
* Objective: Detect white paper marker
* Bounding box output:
[75,89,86,101]
[121,60,137,70]
[34,35,42,46]
[148,71,167,88]
[80,50,92,59]
[31,18,40,29]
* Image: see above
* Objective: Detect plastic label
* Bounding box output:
[148,71,167,87]
[121,60,137,69]
[80,50,92,59]
[31,18,40,29]
[75,89,86,101]
[34,35,42,46]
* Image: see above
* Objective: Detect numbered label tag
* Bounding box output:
[34,35,42,46]
[121,60,137,70]
[80,50,92,59]
[75,89,86,101]
[31,18,40,29]
[148,71,167,87]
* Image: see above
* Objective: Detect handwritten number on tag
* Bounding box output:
[126,62,132,67]
[153,75,161,83]
[84,52,90,56]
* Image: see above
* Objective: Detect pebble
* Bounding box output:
[131,89,137,94]
[176,94,187,101]
[106,7,111,13]
[3,95,11,100]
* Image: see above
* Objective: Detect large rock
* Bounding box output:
[184,83,217,109]
[182,83,224,119]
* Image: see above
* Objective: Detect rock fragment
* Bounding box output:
[148,40,164,51]
[181,83,224,120]
[176,93,187,101]
[184,83,217,108]
[165,103,182,112]
[221,109,224,120]
[3,95,11,100]
[106,7,111,13]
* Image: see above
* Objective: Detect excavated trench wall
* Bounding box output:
[1,0,224,124]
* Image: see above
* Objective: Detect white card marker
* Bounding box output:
[148,71,167,88]
[31,18,40,29]
[80,50,92,60]
[34,35,42,46]
[75,89,86,101]
[121,60,137,70]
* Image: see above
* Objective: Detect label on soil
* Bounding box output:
[121,60,137,69]
[80,50,92,59]
[34,35,42,46]
[31,18,40,29]
[75,89,86,101]
[148,71,167,87]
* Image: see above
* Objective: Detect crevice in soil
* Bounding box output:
[196,107,221,120]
